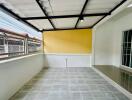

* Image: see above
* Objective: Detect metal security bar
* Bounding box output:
[121,30,132,68]
[28,38,41,53]
[0,29,42,59]
[8,38,25,57]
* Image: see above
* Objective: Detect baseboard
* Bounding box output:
[92,67,132,100]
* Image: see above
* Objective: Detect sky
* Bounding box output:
[0,10,42,39]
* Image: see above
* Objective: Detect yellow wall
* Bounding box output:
[43,29,92,54]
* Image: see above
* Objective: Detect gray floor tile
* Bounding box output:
[9,67,130,100]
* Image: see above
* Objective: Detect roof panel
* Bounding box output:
[28,20,53,30]
[84,0,123,14]
[0,0,125,30]
[51,10,80,16]
[52,18,78,28]
[48,0,86,15]
[84,9,110,14]
[0,0,25,16]
[78,16,103,28]
[4,0,45,17]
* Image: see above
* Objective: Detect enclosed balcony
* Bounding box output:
[0,0,132,100]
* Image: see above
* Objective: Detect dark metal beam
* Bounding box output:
[22,13,110,20]
[75,0,90,28]
[36,0,56,29]
[41,27,92,32]
[91,16,106,28]
[92,0,127,28]
[0,4,40,32]
[109,0,127,14]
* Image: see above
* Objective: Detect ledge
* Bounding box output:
[43,53,92,56]
[0,53,43,64]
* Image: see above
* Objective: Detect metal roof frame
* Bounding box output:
[92,0,127,27]
[0,0,127,32]
[22,13,110,20]
[75,0,90,28]
[41,27,92,32]
[36,0,56,29]
[0,4,40,32]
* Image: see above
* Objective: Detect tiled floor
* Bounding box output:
[10,67,130,100]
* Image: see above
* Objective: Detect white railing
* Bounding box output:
[0,45,5,54]
[8,45,24,53]
[0,45,24,59]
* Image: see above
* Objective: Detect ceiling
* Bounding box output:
[0,0,127,31]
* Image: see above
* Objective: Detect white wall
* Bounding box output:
[0,54,44,100]
[93,7,132,66]
[93,21,114,65]
[44,54,92,67]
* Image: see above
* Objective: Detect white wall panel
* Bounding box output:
[44,54,92,67]
[68,55,91,67]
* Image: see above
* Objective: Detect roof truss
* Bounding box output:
[35,0,56,29]
[75,0,90,28]
[0,0,127,32]
[0,4,40,32]
[22,13,110,20]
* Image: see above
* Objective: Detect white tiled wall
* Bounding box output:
[44,54,92,67]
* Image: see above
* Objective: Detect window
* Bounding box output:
[121,30,132,68]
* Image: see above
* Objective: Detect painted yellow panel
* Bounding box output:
[43,29,92,54]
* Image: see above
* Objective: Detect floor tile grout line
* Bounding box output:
[9,67,130,100]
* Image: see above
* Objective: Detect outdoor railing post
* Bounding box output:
[24,34,28,55]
